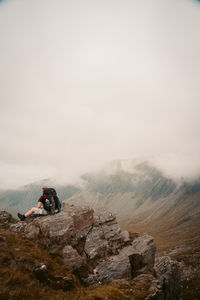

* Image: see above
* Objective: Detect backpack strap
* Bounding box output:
[50,195,55,214]
[57,197,61,213]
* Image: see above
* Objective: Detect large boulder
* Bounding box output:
[34,264,74,291]
[131,234,156,274]
[0,211,17,229]
[86,233,156,285]
[84,226,109,259]
[86,252,131,284]
[93,211,129,252]
[84,210,128,259]
[154,256,181,300]
[62,245,86,271]
[120,234,156,277]
[24,205,94,246]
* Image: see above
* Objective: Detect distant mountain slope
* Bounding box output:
[66,160,180,218]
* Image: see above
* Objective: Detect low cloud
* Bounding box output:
[150,153,200,180]
[0,0,200,188]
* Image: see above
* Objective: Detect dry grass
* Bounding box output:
[0,228,78,299]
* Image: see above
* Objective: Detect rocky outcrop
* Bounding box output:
[84,211,128,260]
[154,256,181,300]
[120,234,156,277]
[0,211,17,229]
[23,205,94,246]
[86,234,156,285]
[5,205,180,299]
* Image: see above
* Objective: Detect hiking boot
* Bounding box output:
[17,213,25,221]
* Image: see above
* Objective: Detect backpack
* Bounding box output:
[43,188,61,213]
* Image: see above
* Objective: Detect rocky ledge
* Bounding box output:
[0,206,181,299]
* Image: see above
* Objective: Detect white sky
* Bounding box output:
[0,0,200,188]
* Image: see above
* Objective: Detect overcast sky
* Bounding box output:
[0,0,200,188]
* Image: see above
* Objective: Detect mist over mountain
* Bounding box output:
[1,157,199,221]
[1,0,200,190]
[64,158,200,219]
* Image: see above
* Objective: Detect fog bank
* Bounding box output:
[0,0,200,188]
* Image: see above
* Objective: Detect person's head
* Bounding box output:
[42,185,48,191]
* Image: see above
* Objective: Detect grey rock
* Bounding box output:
[119,234,156,278]
[86,252,131,284]
[84,226,108,259]
[93,211,127,252]
[53,276,74,291]
[10,222,25,232]
[24,222,41,240]
[131,234,156,275]
[144,290,163,300]
[101,221,124,250]
[74,225,93,241]
[24,205,94,246]
[154,256,181,300]
[120,245,142,278]
[34,264,74,291]
[62,245,85,271]
[0,211,17,228]
[94,211,116,225]
[121,230,130,242]
[0,235,6,242]
[34,264,50,285]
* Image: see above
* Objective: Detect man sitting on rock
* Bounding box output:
[17,186,61,221]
